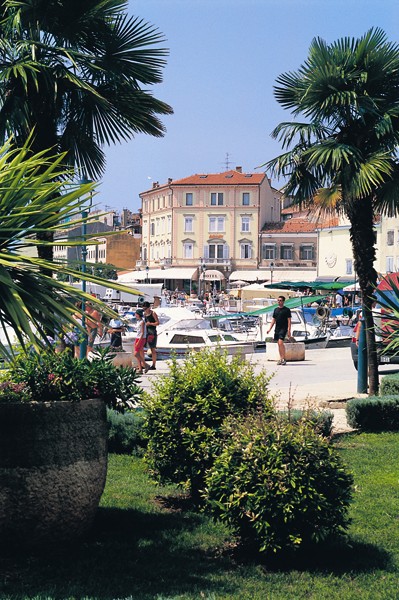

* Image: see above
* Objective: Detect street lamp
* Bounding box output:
[270,261,274,284]
[79,175,93,359]
[145,264,149,283]
[201,261,206,298]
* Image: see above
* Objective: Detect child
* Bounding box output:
[133,309,148,373]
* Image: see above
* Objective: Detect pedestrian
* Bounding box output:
[108,315,124,350]
[133,308,149,373]
[85,302,103,355]
[143,301,159,370]
[266,295,292,365]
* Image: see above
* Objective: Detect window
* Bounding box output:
[208,243,225,259]
[184,217,193,232]
[211,192,224,206]
[386,256,394,272]
[167,215,172,233]
[262,244,275,260]
[346,259,353,275]
[240,243,252,259]
[241,216,250,232]
[185,193,193,206]
[150,221,155,236]
[300,245,314,260]
[170,334,205,345]
[242,192,250,206]
[209,216,225,232]
[387,230,394,246]
[280,245,293,260]
[183,242,193,259]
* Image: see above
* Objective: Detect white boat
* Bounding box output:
[155,318,255,359]
[258,307,329,349]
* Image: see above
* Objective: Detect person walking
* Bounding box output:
[133,308,149,373]
[267,295,292,365]
[143,301,159,370]
[85,302,103,355]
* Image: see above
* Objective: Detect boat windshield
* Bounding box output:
[168,319,210,330]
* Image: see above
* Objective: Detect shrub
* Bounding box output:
[380,373,399,396]
[279,408,334,437]
[346,395,399,431]
[204,414,353,554]
[143,348,275,500]
[107,408,147,455]
[1,348,143,410]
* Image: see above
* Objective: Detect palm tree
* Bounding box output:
[0,0,173,260]
[265,28,399,395]
[0,139,136,358]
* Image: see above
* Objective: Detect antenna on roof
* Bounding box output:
[222,152,232,170]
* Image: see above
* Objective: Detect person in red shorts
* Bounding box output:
[133,308,148,373]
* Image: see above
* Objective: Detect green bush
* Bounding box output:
[279,409,334,437]
[204,414,353,554]
[380,373,399,396]
[346,395,399,431]
[107,408,147,455]
[143,348,275,500]
[1,347,143,410]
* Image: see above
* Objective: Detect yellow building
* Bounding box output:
[139,167,280,289]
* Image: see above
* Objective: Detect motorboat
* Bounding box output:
[155,318,255,359]
[257,307,329,349]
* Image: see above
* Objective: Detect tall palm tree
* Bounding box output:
[0,0,173,260]
[265,28,399,395]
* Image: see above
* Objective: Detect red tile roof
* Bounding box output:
[169,170,266,186]
[262,220,319,234]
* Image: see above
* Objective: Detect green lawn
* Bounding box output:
[1,432,399,599]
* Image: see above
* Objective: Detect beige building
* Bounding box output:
[138,167,280,288]
[260,207,319,282]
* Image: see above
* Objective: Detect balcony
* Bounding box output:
[199,258,231,268]
[135,260,147,269]
[159,258,172,267]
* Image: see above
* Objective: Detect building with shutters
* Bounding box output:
[138,167,280,290]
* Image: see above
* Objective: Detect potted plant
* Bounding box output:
[0,348,142,546]
[0,141,145,548]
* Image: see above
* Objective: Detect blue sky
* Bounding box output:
[97,0,399,213]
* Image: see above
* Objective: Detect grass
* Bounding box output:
[1,433,399,599]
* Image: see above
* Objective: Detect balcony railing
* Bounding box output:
[198,258,231,267]
[159,258,172,267]
[135,260,147,268]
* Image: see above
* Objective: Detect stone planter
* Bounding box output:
[111,351,133,368]
[265,341,305,362]
[0,398,107,547]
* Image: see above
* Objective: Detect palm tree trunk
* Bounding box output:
[347,196,379,395]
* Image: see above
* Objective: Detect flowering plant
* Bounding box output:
[0,347,142,410]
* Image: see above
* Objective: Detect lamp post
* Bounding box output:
[201,261,206,298]
[270,261,274,284]
[79,176,92,359]
[145,264,149,283]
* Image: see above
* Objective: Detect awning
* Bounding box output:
[229,270,270,282]
[200,269,225,281]
[118,267,198,282]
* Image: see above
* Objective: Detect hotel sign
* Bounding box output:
[209,234,223,239]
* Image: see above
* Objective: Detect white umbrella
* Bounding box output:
[230,280,249,287]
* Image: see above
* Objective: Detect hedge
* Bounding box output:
[346,396,399,431]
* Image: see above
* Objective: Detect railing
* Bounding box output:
[159,258,172,267]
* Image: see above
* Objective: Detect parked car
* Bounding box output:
[350,310,399,369]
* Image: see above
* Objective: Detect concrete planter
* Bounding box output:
[265,341,305,362]
[111,351,133,368]
[0,398,108,547]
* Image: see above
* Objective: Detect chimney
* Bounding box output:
[236,166,242,173]
[168,178,173,184]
